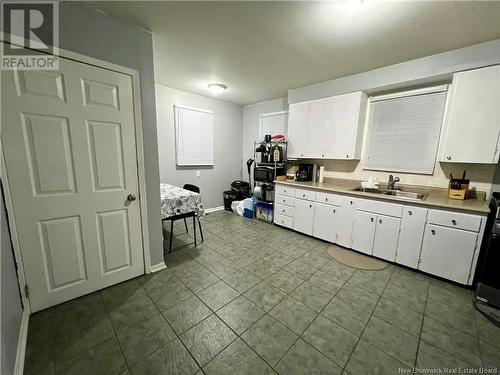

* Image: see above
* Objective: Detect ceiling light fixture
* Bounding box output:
[208,83,227,95]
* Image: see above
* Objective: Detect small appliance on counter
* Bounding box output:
[295,163,313,182]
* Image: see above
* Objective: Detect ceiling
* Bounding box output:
[91,1,500,105]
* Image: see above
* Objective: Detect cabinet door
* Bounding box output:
[337,196,356,247]
[287,102,309,158]
[396,206,427,268]
[351,211,376,255]
[373,215,401,262]
[332,92,367,160]
[307,97,334,158]
[293,198,315,236]
[440,66,500,163]
[313,203,339,243]
[419,224,477,284]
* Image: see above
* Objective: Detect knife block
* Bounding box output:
[448,180,469,200]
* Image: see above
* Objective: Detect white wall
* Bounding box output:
[289,39,500,104]
[1,186,23,375]
[156,85,244,209]
[242,98,288,181]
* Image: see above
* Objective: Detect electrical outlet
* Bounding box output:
[196,170,201,178]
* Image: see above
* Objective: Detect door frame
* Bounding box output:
[1,33,152,311]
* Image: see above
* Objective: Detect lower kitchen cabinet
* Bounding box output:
[293,198,315,236]
[372,215,401,262]
[396,206,427,268]
[337,196,356,248]
[419,224,478,284]
[351,211,376,254]
[274,182,486,285]
[313,202,339,243]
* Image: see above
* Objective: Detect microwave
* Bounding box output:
[254,166,285,183]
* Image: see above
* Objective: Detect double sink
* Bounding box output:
[352,187,428,201]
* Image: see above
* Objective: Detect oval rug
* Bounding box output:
[327,245,389,270]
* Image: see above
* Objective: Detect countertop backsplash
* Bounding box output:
[288,159,499,200]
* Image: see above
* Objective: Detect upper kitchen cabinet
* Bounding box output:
[287,91,367,159]
[440,65,500,164]
[332,92,368,160]
[288,101,310,158]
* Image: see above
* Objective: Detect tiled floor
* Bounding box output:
[25,210,500,374]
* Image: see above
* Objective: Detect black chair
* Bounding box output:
[165,184,204,251]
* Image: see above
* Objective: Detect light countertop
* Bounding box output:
[274,178,490,214]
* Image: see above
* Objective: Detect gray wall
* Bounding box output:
[242,98,288,183]
[1,185,23,375]
[156,84,244,209]
[289,39,500,103]
[8,2,164,266]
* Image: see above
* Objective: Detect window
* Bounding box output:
[259,110,288,140]
[364,86,448,174]
[174,105,214,166]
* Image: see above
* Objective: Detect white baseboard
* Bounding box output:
[205,206,224,213]
[150,261,167,273]
[14,309,29,375]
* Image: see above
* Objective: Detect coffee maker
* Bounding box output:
[295,163,313,182]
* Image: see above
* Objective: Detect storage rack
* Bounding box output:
[252,140,288,200]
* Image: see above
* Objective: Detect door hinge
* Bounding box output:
[24,284,29,298]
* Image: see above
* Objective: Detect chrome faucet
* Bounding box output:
[387,175,400,190]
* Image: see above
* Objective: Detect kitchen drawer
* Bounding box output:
[276,194,295,207]
[276,203,294,217]
[295,188,316,201]
[427,210,482,232]
[356,198,403,218]
[276,184,296,197]
[316,192,341,206]
[274,213,293,229]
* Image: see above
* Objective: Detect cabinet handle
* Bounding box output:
[333,209,336,213]
[303,194,306,198]
[346,154,349,158]
[431,229,436,235]
[452,220,457,225]
[447,156,452,160]
[321,154,325,157]
[408,210,412,216]
[350,201,353,205]
[325,198,328,202]
[379,219,382,224]
[309,204,313,208]
[370,217,374,222]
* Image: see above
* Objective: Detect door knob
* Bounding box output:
[127,194,136,202]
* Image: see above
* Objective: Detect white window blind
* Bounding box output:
[259,111,288,140]
[364,86,447,174]
[174,105,214,166]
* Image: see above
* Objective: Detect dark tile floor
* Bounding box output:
[25,210,500,375]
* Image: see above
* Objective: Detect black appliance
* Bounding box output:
[254,166,285,183]
[254,183,275,202]
[231,180,250,199]
[295,163,313,182]
[475,192,500,325]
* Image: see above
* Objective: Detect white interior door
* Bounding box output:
[2,57,145,312]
